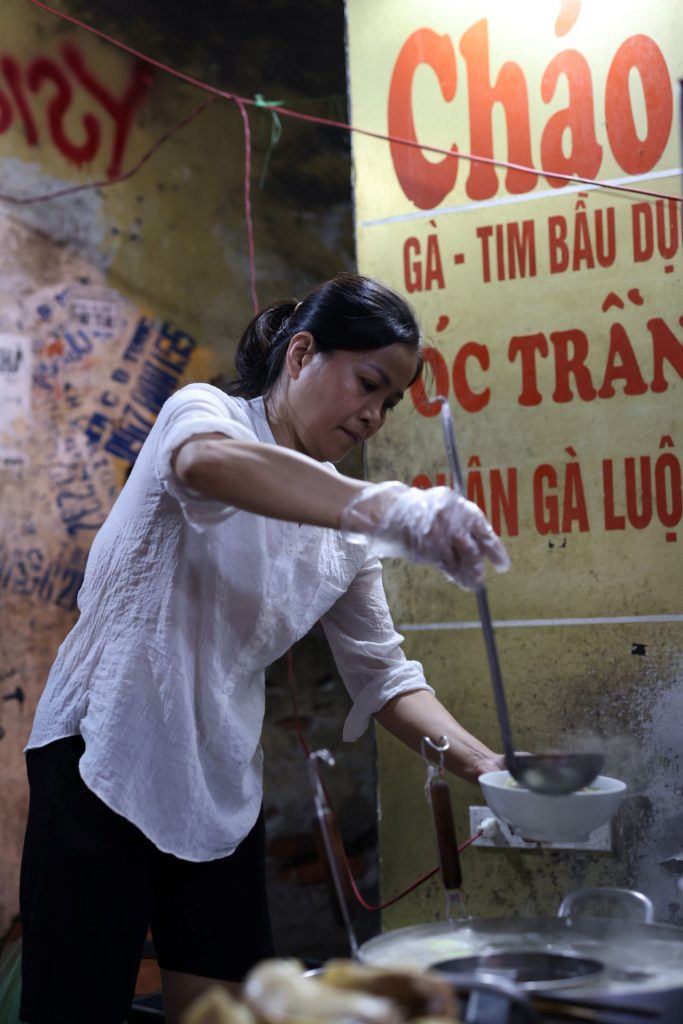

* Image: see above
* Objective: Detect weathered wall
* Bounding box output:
[346,0,683,931]
[0,0,364,950]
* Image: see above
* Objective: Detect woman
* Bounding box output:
[20,274,509,1024]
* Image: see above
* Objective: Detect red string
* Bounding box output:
[21,0,683,208]
[14,0,683,318]
[287,644,483,912]
[235,98,259,315]
[349,864,440,912]
[346,829,484,912]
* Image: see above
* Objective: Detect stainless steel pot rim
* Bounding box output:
[358,916,683,996]
[432,950,605,992]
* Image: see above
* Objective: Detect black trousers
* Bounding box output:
[20,735,274,1024]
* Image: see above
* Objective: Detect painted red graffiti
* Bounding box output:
[0,43,153,177]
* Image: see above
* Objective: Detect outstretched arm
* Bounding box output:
[374,689,504,784]
[174,434,364,528]
[174,433,509,591]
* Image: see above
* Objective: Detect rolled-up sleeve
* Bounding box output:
[154,384,258,531]
[320,557,434,741]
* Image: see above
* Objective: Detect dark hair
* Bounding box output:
[223,273,422,399]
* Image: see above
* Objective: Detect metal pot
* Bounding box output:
[357,888,683,999]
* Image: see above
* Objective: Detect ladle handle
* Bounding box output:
[439,402,517,768]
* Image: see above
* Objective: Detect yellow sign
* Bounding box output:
[347,0,682,622]
[346,0,683,924]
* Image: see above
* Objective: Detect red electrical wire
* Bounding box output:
[287,644,483,912]
[235,98,259,315]
[21,0,683,208]
[15,0,683,324]
[346,829,484,913]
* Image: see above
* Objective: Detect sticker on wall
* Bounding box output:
[67,286,121,341]
[0,333,31,466]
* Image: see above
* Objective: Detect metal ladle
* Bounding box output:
[439,399,603,796]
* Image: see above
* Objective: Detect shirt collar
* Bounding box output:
[247,395,276,445]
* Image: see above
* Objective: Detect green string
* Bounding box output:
[253,93,347,187]
[254,93,283,189]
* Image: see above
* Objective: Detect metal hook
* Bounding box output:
[422,735,450,803]
[421,734,450,770]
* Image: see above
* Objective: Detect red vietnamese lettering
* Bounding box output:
[467,463,487,515]
[594,208,616,267]
[602,460,626,530]
[459,19,537,200]
[476,225,494,282]
[494,224,505,280]
[572,205,595,269]
[655,200,679,259]
[403,234,446,291]
[424,234,445,290]
[632,204,654,262]
[540,49,602,188]
[649,318,683,393]
[597,323,649,398]
[604,446,681,536]
[655,453,682,529]
[624,457,653,529]
[548,329,597,403]
[633,201,680,263]
[533,464,559,534]
[562,459,590,532]
[410,345,449,416]
[490,468,518,536]
[453,342,490,412]
[411,473,448,490]
[387,29,458,210]
[549,204,615,274]
[548,216,570,274]
[387,21,674,206]
[507,220,537,279]
[403,237,422,293]
[605,35,673,174]
[477,220,536,282]
[508,333,549,406]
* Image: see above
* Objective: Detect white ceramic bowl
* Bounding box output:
[479,770,627,842]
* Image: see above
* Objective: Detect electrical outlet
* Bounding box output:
[468,806,613,852]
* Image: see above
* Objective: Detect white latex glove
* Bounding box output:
[340,482,510,591]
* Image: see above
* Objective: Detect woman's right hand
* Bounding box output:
[340,482,510,590]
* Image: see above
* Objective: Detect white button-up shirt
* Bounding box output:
[28,384,432,861]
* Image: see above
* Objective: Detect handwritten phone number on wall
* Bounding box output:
[0,543,85,612]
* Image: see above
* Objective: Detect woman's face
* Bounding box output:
[277,335,420,463]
